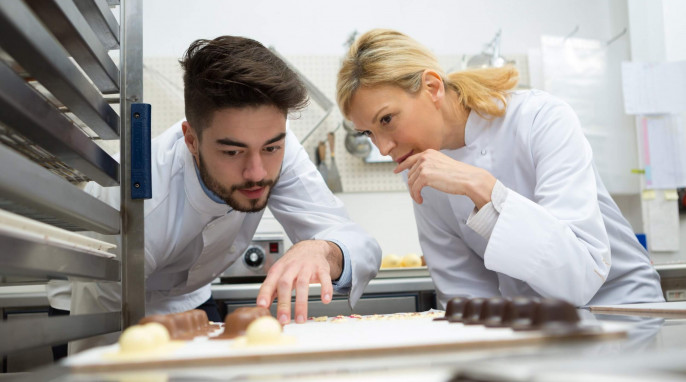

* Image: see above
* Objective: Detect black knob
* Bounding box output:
[243,247,265,268]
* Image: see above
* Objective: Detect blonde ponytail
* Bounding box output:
[447,66,519,118]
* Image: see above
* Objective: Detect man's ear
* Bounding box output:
[182,121,200,159]
[422,69,445,106]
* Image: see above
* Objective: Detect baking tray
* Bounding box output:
[0,208,115,258]
[65,311,629,372]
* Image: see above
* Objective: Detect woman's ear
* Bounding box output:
[182,121,200,160]
[422,69,445,105]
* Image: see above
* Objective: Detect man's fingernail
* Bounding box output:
[279,314,288,324]
[257,298,266,306]
[296,315,304,323]
[324,294,331,301]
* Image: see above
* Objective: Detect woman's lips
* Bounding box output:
[395,150,414,164]
[238,187,265,199]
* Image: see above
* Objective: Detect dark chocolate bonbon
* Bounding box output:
[442,296,581,331]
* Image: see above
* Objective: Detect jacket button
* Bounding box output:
[480,149,487,155]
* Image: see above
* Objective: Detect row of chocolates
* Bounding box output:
[438,296,582,331]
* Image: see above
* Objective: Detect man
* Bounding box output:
[59,36,381,347]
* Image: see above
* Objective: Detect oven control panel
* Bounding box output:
[221,237,284,282]
[243,246,265,268]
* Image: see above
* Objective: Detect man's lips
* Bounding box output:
[238,187,265,199]
[395,150,414,164]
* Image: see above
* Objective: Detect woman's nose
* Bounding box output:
[375,135,395,157]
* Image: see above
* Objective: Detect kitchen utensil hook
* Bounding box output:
[563,25,580,42]
[344,30,358,49]
[606,27,627,46]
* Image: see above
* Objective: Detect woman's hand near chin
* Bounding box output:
[394,149,496,208]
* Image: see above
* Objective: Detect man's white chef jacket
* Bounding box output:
[72,121,381,315]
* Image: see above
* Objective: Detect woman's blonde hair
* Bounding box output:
[336,29,519,119]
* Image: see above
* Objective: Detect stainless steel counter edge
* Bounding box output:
[4,266,686,307]
[3,265,685,307]
[655,264,686,278]
[211,277,436,300]
[0,278,435,308]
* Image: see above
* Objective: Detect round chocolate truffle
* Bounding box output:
[219,307,272,339]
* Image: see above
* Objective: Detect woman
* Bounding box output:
[336,29,664,308]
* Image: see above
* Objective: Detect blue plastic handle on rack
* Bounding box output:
[130,103,152,199]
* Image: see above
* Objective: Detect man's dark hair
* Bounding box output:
[179,36,308,135]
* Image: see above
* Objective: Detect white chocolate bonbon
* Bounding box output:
[145,322,171,344]
[118,323,171,353]
[232,316,295,347]
[380,254,400,268]
[245,316,282,345]
[400,253,422,268]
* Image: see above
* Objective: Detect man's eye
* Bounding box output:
[223,150,239,156]
[380,114,392,125]
[264,145,281,153]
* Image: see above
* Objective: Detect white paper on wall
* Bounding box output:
[540,35,638,194]
[621,61,686,115]
[646,192,680,252]
[638,115,686,189]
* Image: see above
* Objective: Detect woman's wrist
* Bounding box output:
[468,170,497,210]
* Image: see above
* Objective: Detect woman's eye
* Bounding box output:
[380,114,392,125]
[355,131,372,137]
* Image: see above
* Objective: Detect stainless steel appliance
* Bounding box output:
[220,234,284,283]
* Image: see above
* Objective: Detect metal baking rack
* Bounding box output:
[0,0,145,358]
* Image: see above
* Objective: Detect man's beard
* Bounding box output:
[197,153,278,213]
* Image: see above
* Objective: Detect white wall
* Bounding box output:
[143,0,627,57]
[662,0,686,62]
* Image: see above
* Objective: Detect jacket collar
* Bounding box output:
[192,158,229,205]
[463,109,483,147]
[182,146,233,217]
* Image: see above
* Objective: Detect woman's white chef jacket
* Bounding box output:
[412,90,664,309]
[72,121,381,316]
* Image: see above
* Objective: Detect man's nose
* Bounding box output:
[243,153,267,182]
